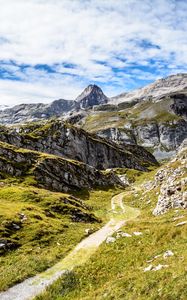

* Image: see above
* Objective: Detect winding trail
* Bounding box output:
[0,192,140,300]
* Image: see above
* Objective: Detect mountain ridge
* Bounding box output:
[1,73,186,125]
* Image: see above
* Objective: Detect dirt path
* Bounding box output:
[0,192,140,300]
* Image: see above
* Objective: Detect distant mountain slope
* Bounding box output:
[110,73,187,104]
[0,99,78,125]
[80,88,187,160]
[0,73,186,160]
[0,85,108,124]
[0,73,186,126]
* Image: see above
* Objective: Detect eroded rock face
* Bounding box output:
[0,142,123,192]
[153,140,187,215]
[97,128,136,145]
[0,121,158,171]
[97,119,187,160]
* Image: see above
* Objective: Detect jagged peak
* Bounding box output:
[75,84,108,109]
[76,84,106,101]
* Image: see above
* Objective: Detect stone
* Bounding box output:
[85,228,93,235]
[12,223,21,230]
[144,264,153,272]
[163,250,174,259]
[153,264,169,271]
[116,232,131,238]
[133,232,142,236]
[175,221,187,227]
[106,236,116,244]
[173,215,184,221]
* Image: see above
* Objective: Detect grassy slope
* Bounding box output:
[0,177,121,291]
[82,99,183,133]
[36,167,187,300]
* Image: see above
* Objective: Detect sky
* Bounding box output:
[0,0,187,106]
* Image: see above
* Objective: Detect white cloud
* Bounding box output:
[0,0,186,105]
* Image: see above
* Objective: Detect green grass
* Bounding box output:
[35,165,187,300]
[0,183,119,291]
[73,187,124,222]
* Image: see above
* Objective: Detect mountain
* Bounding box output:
[77,74,187,160]
[0,99,78,125]
[0,74,186,160]
[0,84,108,125]
[81,91,187,160]
[76,84,108,109]
[110,73,187,104]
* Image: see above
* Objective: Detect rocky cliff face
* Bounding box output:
[0,120,158,171]
[96,118,187,160]
[0,141,123,192]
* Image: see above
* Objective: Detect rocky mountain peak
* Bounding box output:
[76,84,108,109]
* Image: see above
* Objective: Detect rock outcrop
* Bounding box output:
[0,120,158,171]
[170,93,187,118]
[153,139,187,215]
[0,141,123,192]
[96,119,187,160]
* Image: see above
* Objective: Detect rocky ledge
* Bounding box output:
[0,120,158,171]
[0,142,123,193]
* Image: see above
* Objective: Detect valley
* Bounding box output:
[0,74,186,300]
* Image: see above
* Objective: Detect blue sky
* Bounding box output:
[0,0,187,106]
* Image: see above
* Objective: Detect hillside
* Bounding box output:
[0,120,157,170]
[0,118,158,295]
[1,138,185,300]
[33,140,187,300]
[0,74,186,300]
